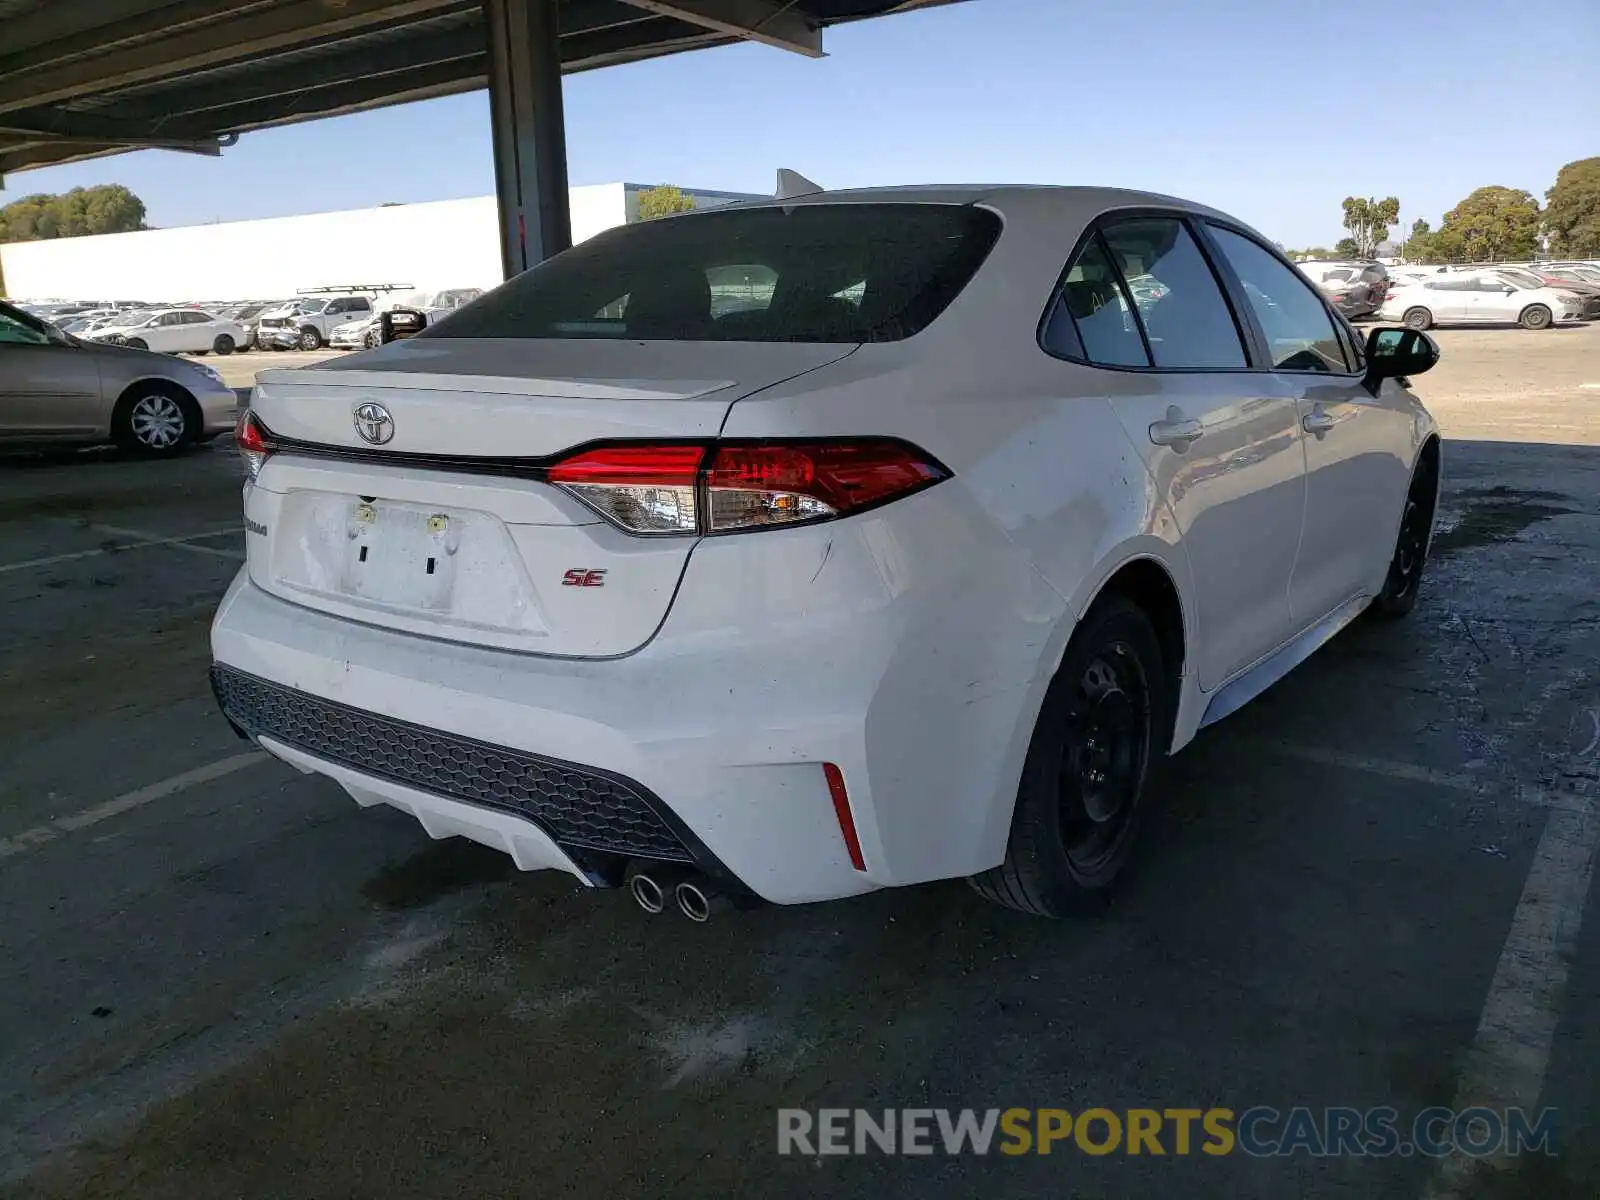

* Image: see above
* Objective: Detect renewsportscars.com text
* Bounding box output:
[777,1106,1558,1158]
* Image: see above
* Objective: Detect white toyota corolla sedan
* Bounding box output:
[211,185,1442,920]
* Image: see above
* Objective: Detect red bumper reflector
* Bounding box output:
[823,762,866,872]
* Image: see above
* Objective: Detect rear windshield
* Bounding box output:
[421,203,1001,343]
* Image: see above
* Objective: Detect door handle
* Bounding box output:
[1302,409,1336,438]
[1149,412,1204,450]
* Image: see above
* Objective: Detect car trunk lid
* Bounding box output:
[243,338,855,657]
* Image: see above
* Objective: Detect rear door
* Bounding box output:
[1041,214,1306,690]
[245,339,856,657]
[181,311,214,351]
[1202,224,1411,626]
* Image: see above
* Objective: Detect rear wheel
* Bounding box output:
[213,334,235,355]
[112,385,195,456]
[1402,307,1433,332]
[1371,449,1438,619]
[1519,304,1552,330]
[124,337,148,350]
[969,595,1169,917]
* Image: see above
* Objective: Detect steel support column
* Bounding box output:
[485,0,571,279]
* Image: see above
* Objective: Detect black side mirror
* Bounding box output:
[379,308,427,344]
[1365,326,1439,384]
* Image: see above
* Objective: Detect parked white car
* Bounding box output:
[88,308,249,355]
[328,288,485,350]
[1379,270,1586,330]
[255,294,376,350]
[212,185,1442,920]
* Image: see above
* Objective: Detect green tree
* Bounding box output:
[1286,246,1334,260]
[1543,156,1600,258]
[635,185,696,221]
[0,184,146,243]
[1340,196,1400,258]
[1334,237,1361,258]
[1403,218,1436,262]
[1435,186,1541,261]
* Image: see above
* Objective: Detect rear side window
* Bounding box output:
[1098,219,1247,369]
[1041,235,1148,366]
[1042,217,1248,371]
[424,203,1001,343]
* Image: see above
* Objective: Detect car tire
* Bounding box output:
[213,335,235,355]
[124,337,148,350]
[364,328,381,349]
[1402,307,1433,332]
[1370,446,1439,619]
[969,594,1170,918]
[111,384,196,456]
[1519,304,1553,330]
[298,326,323,351]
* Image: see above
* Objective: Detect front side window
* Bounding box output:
[1099,219,1246,369]
[1487,271,1537,290]
[1206,226,1349,373]
[423,203,1001,343]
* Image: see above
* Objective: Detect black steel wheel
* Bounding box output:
[970,593,1169,917]
[1371,450,1438,618]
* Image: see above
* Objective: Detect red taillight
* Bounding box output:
[235,409,271,478]
[704,441,944,532]
[545,444,705,486]
[547,444,705,534]
[545,439,947,536]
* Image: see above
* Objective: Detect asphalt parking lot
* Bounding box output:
[2,327,1598,1199]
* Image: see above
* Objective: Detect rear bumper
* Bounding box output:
[212,574,885,903]
[209,488,1066,904]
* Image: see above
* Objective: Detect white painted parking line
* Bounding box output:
[1422,783,1598,1198]
[87,523,245,561]
[0,546,119,576]
[0,751,268,860]
[1420,696,1600,1198]
[1246,739,1488,794]
[1579,382,1600,389]
[0,525,243,575]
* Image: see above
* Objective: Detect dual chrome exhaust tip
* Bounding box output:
[625,862,733,922]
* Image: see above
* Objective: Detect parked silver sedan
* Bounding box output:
[0,300,239,454]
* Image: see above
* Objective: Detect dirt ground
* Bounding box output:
[2,324,1597,1199]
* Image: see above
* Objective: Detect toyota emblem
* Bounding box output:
[353,401,394,445]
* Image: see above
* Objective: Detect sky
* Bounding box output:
[4,0,1596,248]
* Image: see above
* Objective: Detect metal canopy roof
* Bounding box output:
[0,0,965,179]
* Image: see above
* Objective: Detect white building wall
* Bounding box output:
[1,181,759,303]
